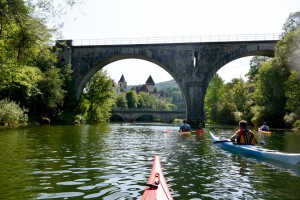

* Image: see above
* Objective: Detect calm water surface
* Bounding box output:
[1,123,300,200]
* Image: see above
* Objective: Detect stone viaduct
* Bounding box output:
[56,37,278,127]
[110,109,186,123]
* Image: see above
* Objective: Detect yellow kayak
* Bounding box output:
[258,128,272,135]
[179,131,191,137]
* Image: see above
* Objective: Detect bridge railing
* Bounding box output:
[71,33,280,46]
[111,108,186,112]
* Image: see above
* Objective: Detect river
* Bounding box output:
[0,123,300,200]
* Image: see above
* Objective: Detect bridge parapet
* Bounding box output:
[71,33,280,46]
[111,108,186,112]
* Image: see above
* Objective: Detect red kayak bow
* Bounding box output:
[141,156,173,200]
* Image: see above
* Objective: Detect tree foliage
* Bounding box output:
[115,94,128,108]
[285,70,300,111]
[204,74,225,123]
[126,90,138,108]
[251,60,288,127]
[79,70,115,124]
[36,67,66,119]
[0,99,28,127]
[0,0,118,126]
[246,56,270,83]
[0,0,71,124]
[281,11,300,37]
[114,88,178,114]
[203,11,300,129]
[284,70,300,128]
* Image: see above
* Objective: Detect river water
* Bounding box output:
[1,123,300,200]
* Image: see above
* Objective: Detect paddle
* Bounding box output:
[213,140,231,143]
[213,139,266,145]
[193,129,204,133]
[163,129,204,135]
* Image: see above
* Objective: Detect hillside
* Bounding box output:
[155,79,179,91]
[128,79,179,91]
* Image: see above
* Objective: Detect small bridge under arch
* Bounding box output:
[110,109,186,123]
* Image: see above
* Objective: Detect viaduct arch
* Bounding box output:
[56,39,277,127]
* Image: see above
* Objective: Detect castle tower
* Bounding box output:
[118,74,127,93]
[145,75,155,93]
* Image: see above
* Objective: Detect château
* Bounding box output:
[113,74,165,99]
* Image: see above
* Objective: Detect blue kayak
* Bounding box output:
[209,132,300,165]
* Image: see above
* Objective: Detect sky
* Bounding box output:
[55,0,300,85]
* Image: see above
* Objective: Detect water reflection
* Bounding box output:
[0,124,300,199]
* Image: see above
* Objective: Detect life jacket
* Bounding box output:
[237,129,255,145]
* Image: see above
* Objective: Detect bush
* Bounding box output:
[74,115,86,124]
[284,110,300,129]
[0,99,28,127]
[293,120,300,129]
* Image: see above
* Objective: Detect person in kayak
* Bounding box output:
[179,119,192,132]
[259,122,270,131]
[230,120,258,145]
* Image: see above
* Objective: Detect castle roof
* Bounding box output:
[111,80,118,87]
[119,74,126,82]
[146,75,155,85]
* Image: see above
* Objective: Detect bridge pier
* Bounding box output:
[185,82,206,128]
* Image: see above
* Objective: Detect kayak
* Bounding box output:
[141,156,173,200]
[179,131,191,137]
[258,128,272,135]
[192,129,205,134]
[209,132,300,165]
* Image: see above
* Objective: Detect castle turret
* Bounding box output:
[146,75,155,85]
[145,75,155,92]
[118,74,127,93]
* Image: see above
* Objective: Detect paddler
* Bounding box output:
[230,120,258,145]
[179,119,192,133]
[259,122,270,131]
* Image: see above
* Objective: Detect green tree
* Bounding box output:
[0,0,85,125]
[284,70,300,128]
[251,60,289,127]
[279,27,300,74]
[217,91,236,125]
[115,94,128,109]
[32,67,66,122]
[0,0,52,100]
[246,56,270,83]
[285,70,300,112]
[250,14,300,128]
[0,65,42,101]
[0,1,70,120]
[280,27,300,128]
[230,78,254,122]
[137,92,151,108]
[126,90,138,108]
[204,74,225,123]
[280,11,300,37]
[80,70,115,124]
